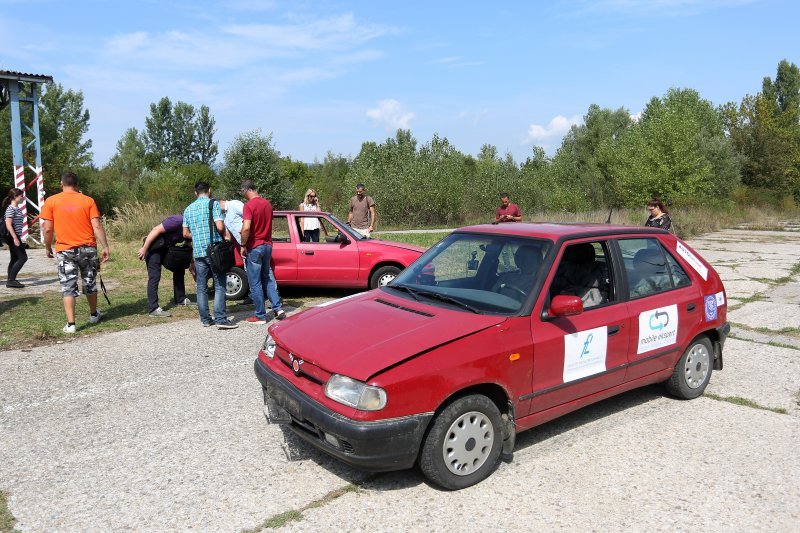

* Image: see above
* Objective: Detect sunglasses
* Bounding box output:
[309,195,317,198]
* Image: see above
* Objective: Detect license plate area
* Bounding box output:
[263,384,302,423]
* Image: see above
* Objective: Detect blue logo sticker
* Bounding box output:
[704,295,718,321]
[649,310,670,331]
[580,333,594,358]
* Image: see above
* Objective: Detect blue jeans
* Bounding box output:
[195,257,227,325]
[246,244,282,320]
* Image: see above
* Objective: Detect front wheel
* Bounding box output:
[369,265,401,289]
[665,336,713,399]
[418,395,503,490]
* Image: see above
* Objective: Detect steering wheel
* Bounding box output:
[491,277,528,300]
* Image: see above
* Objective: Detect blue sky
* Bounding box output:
[0,0,796,166]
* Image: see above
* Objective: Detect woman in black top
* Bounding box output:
[644,198,673,233]
[3,187,28,288]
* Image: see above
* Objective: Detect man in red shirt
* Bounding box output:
[239,179,285,323]
[495,193,522,223]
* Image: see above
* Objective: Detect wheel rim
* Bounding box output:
[227,273,243,296]
[684,343,711,388]
[378,272,396,286]
[442,410,495,476]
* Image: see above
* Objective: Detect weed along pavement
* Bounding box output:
[1,226,799,531]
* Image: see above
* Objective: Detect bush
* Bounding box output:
[106,202,173,242]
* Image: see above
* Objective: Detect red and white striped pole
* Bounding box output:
[13,165,28,241]
[36,165,45,241]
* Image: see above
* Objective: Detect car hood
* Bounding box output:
[269,290,504,381]
[366,239,426,254]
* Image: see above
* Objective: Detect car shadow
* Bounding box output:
[271,384,666,492]
[0,295,43,313]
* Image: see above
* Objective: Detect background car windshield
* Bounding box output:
[392,233,551,314]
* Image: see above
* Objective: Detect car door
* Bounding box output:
[617,237,700,382]
[530,239,631,413]
[271,214,297,282]
[295,215,359,285]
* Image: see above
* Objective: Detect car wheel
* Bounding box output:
[370,265,401,289]
[226,267,249,300]
[665,336,713,399]
[418,395,503,490]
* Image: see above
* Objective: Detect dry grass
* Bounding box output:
[106,202,174,242]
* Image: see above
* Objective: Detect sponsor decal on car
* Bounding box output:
[704,295,718,321]
[637,304,678,354]
[676,241,708,280]
[563,325,608,382]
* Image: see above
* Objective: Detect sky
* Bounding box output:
[0,0,797,167]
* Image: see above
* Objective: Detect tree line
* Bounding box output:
[1,59,798,227]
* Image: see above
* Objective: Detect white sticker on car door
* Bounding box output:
[676,241,708,280]
[637,304,679,354]
[563,325,608,383]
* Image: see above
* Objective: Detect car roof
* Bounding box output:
[456,222,669,241]
[274,210,333,215]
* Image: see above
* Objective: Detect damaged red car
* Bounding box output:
[254,223,729,489]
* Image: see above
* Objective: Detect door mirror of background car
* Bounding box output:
[549,295,583,317]
[326,233,350,244]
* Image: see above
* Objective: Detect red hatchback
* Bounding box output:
[223,211,425,299]
[254,223,729,489]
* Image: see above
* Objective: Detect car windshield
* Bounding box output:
[389,232,552,314]
[328,214,366,241]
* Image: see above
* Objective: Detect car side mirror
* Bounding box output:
[330,233,350,244]
[549,295,583,317]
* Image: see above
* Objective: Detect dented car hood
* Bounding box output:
[269,290,505,381]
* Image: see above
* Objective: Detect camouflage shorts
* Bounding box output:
[56,246,99,297]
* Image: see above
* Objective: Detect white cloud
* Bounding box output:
[523,115,581,144]
[366,99,415,130]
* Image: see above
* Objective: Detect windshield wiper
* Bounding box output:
[410,289,480,314]
[388,283,421,301]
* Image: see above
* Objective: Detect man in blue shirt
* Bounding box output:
[182,181,237,329]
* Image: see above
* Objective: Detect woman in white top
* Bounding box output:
[299,189,322,242]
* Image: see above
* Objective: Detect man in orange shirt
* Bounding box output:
[40,172,111,334]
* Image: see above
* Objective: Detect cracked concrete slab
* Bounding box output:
[730,301,800,330]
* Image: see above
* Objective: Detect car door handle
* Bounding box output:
[687,303,695,312]
[608,325,620,336]
[304,251,314,256]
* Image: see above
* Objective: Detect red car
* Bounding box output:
[254,223,729,489]
[223,211,425,299]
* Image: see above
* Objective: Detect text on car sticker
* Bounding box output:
[704,295,718,321]
[676,241,708,280]
[637,304,679,354]
[563,326,608,383]
[715,291,725,306]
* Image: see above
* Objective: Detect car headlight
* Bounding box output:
[325,374,387,411]
[262,334,276,358]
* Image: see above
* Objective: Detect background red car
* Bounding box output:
[223,211,424,299]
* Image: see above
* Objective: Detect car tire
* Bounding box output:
[369,265,401,289]
[226,267,249,300]
[665,336,713,399]
[418,395,503,490]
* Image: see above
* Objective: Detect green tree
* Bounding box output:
[219,130,293,207]
[171,101,196,165]
[108,127,147,189]
[194,105,218,165]
[143,96,173,166]
[309,152,351,215]
[608,88,741,206]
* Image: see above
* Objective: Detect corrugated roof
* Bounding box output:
[0,70,54,83]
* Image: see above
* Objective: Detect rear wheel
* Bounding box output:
[666,336,713,399]
[370,265,401,289]
[226,267,249,300]
[418,395,503,490]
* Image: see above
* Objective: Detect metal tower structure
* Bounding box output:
[0,70,53,243]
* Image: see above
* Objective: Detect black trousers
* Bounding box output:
[146,247,187,312]
[5,236,28,281]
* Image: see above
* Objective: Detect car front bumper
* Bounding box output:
[254,358,433,472]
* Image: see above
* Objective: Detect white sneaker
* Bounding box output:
[149,307,172,318]
[63,324,76,334]
[89,309,103,324]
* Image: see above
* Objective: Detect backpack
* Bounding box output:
[0,212,9,245]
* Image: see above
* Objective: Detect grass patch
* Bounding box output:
[0,491,19,533]
[0,240,253,351]
[705,393,788,414]
[726,293,765,311]
[375,231,450,248]
[244,483,361,532]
